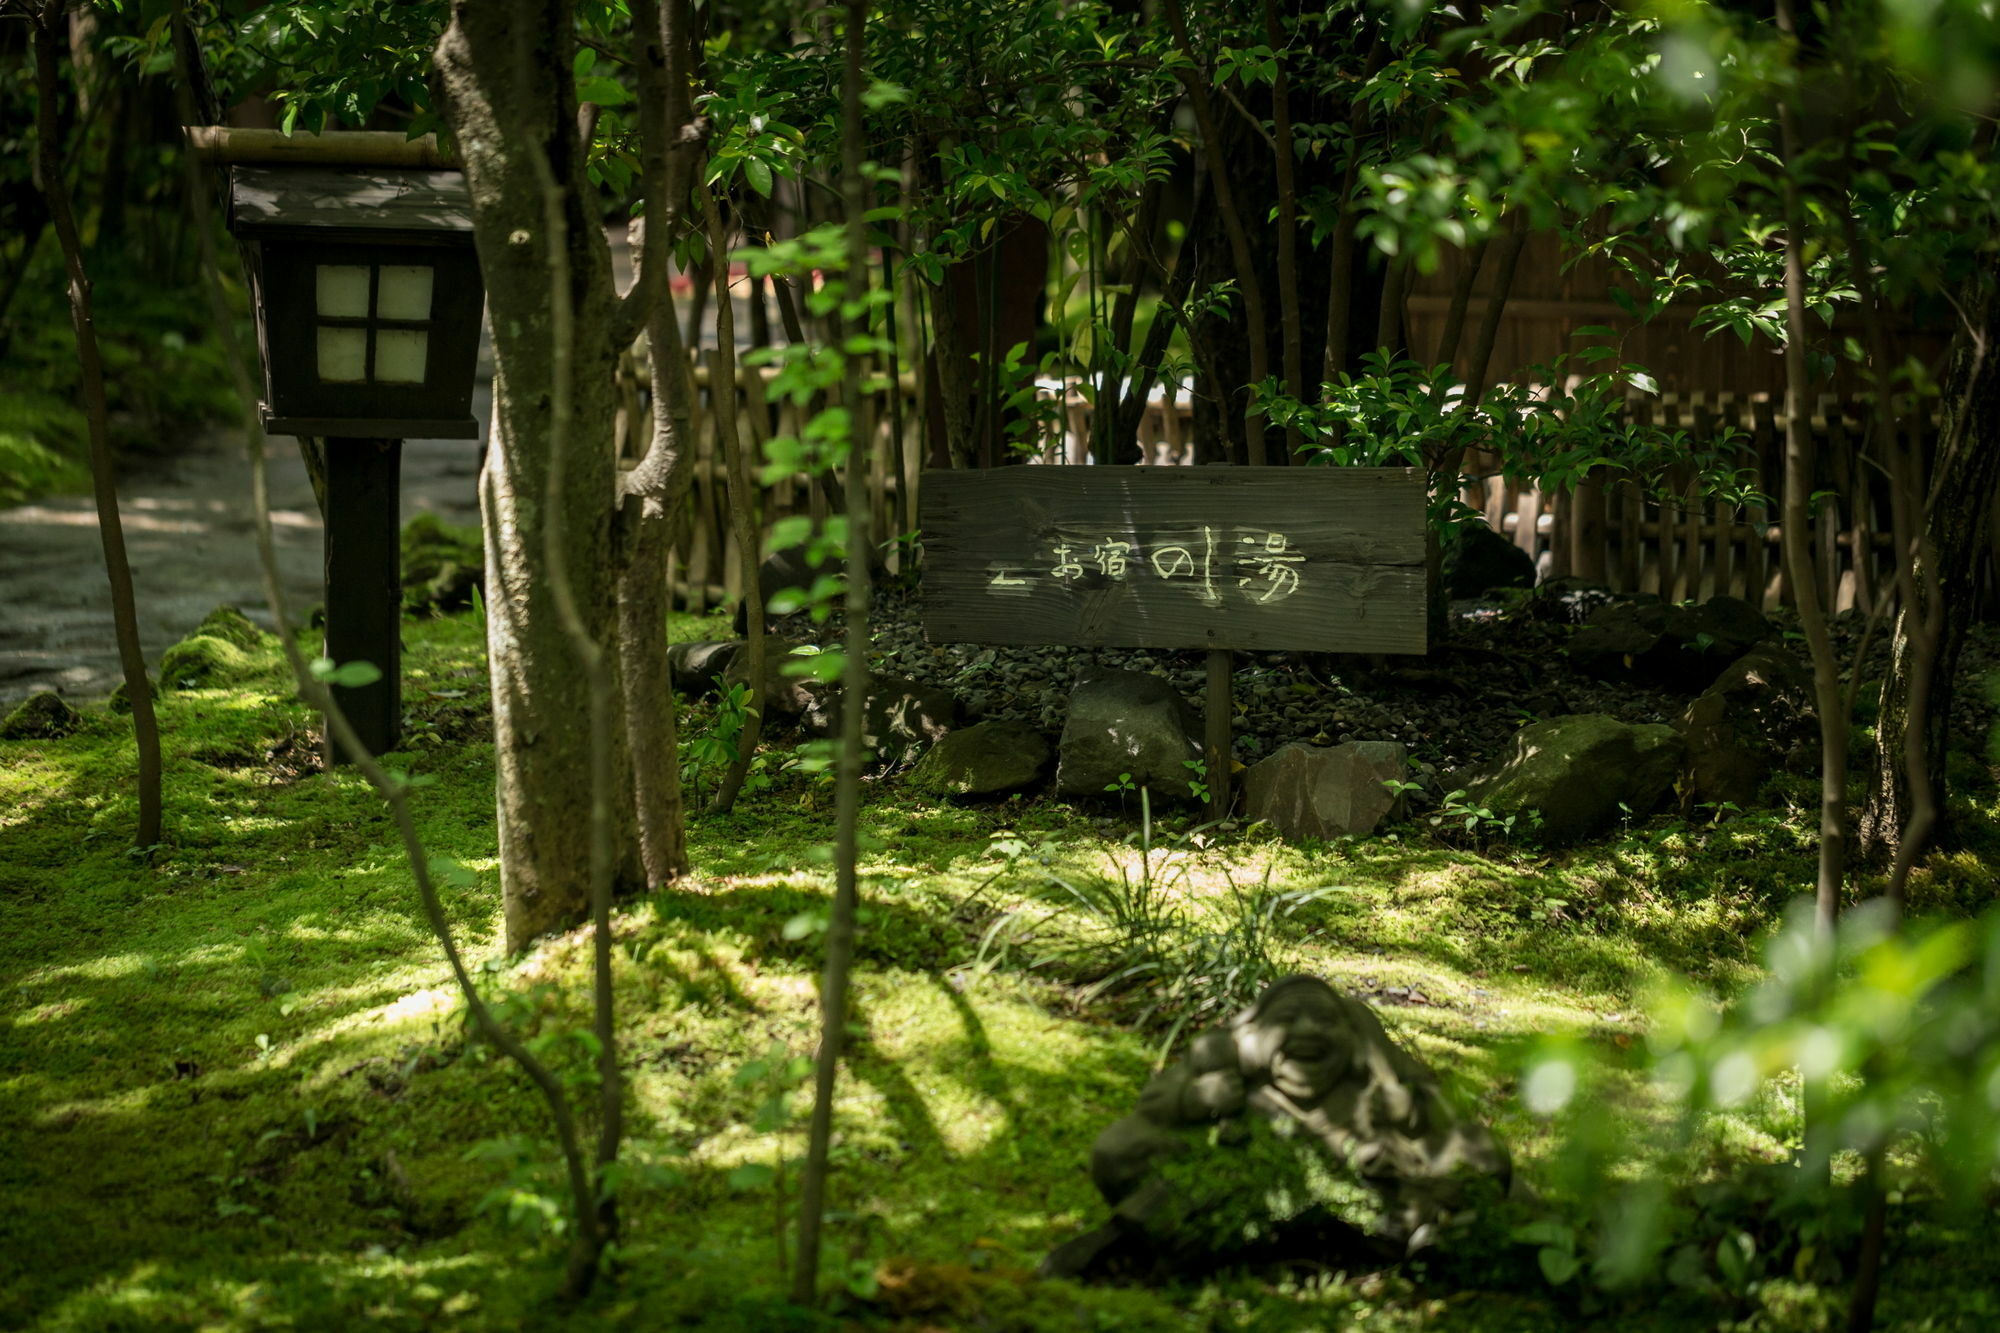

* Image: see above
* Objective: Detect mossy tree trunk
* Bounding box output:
[437,0,642,950]
[1859,264,2000,863]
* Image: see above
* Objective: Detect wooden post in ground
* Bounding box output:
[1206,648,1233,821]
[322,437,403,758]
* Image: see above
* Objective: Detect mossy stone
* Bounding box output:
[401,513,483,612]
[157,634,256,691]
[0,691,82,740]
[192,604,271,652]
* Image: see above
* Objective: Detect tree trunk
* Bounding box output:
[614,0,700,893]
[703,185,767,814]
[1860,265,2000,859]
[1164,0,1271,465]
[793,1,871,1303]
[437,0,640,950]
[1260,0,1303,462]
[1776,0,1846,937]
[33,9,162,850]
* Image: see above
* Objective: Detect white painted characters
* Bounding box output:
[986,527,1306,606]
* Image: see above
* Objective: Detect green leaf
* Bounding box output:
[575,76,631,108]
[728,1163,776,1190]
[1538,1247,1582,1286]
[744,157,774,198]
[310,658,383,689]
[767,515,814,552]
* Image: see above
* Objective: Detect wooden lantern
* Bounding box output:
[192,130,488,759]
[229,165,483,439]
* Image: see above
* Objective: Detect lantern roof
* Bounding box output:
[229,166,473,243]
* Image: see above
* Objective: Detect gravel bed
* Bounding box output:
[808,586,2000,786]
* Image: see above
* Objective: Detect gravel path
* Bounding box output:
[0,431,482,709]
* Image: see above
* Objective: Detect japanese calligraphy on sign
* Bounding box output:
[1028,527,1305,604]
[920,467,1427,654]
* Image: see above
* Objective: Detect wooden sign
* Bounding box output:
[920,467,1427,654]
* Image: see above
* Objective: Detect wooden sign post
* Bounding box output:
[920,467,1428,818]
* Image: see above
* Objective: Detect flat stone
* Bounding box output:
[907,719,1051,797]
[1243,740,1408,841]
[666,639,820,718]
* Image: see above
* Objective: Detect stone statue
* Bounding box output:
[1042,975,1511,1280]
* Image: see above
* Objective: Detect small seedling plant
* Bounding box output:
[729,1040,816,1279]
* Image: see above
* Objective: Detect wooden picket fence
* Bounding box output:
[625,360,1938,617]
[1458,392,1915,614]
[617,351,925,610]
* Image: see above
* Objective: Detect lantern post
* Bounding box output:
[195,129,486,759]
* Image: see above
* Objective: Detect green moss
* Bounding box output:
[192,604,273,653]
[156,634,259,691]
[402,514,485,614]
[1,608,1995,1331]
[0,690,81,740]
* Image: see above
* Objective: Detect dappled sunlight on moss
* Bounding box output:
[7,607,1999,1328]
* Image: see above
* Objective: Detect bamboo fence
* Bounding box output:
[623,359,1950,617]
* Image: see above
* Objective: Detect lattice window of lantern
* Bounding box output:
[314,263,435,386]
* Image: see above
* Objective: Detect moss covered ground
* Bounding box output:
[3,607,1997,1331]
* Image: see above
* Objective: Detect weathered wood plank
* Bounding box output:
[921,467,1427,653]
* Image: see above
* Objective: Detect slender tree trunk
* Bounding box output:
[32,8,161,849]
[1840,192,1944,906]
[1163,0,1271,465]
[437,0,642,950]
[1433,239,1486,372]
[1775,0,1847,938]
[793,0,870,1304]
[1260,0,1302,461]
[1375,256,1409,358]
[926,258,978,468]
[1319,36,1386,386]
[702,184,767,813]
[1426,216,1526,634]
[1092,173,1162,466]
[617,0,701,888]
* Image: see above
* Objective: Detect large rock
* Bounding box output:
[1449,713,1684,844]
[0,690,81,741]
[1678,643,1817,812]
[1443,522,1536,598]
[1567,594,1771,689]
[907,719,1051,797]
[1243,740,1408,841]
[800,673,960,760]
[666,639,820,718]
[1056,669,1203,802]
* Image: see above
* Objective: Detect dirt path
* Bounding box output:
[0,431,482,709]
